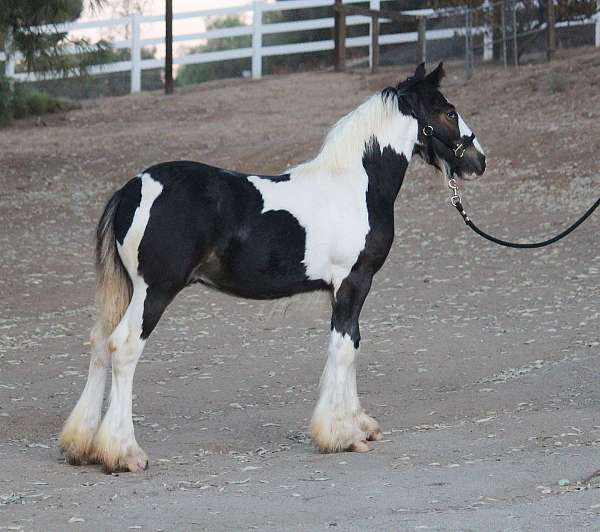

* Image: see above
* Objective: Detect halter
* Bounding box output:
[390,87,475,160]
[421,124,476,159]
[388,85,475,161]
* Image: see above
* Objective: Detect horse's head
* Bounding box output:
[394,63,486,180]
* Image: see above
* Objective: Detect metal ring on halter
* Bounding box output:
[447,178,461,206]
[454,144,465,158]
[423,125,433,137]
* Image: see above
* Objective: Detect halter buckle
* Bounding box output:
[423,125,433,137]
[454,144,466,159]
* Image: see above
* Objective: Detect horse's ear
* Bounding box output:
[414,62,426,80]
[425,62,445,87]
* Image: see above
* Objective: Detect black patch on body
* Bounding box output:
[253,173,291,183]
[111,161,326,338]
[331,138,408,347]
[113,177,141,245]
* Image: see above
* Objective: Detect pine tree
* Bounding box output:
[0,0,109,76]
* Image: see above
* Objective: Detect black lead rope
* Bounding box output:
[448,178,600,249]
[417,121,599,248]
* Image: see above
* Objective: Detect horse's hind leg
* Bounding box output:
[59,322,110,465]
[91,284,147,473]
[92,282,174,473]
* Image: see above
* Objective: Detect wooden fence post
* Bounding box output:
[501,0,507,68]
[334,0,346,72]
[511,0,518,66]
[417,16,426,64]
[596,0,600,47]
[546,0,556,61]
[369,0,380,71]
[130,13,141,92]
[464,7,473,79]
[252,0,263,79]
[371,14,380,73]
[165,0,174,94]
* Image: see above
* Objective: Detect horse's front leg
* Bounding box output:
[310,271,383,453]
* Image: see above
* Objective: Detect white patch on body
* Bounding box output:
[248,171,369,290]
[248,94,417,291]
[117,173,163,276]
[458,113,485,154]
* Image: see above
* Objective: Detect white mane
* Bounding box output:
[292,92,415,176]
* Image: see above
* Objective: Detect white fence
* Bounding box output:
[1,0,599,93]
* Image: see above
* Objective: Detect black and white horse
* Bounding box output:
[59,63,486,473]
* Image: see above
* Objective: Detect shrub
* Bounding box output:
[0,74,13,125]
[23,88,51,115]
[0,75,75,126]
[11,83,31,118]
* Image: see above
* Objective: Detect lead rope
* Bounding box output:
[447,178,600,249]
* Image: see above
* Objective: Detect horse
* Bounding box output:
[59,63,486,473]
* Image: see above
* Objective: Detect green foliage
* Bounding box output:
[177,16,251,86]
[30,45,160,100]
[11,83,51,117]
[0,74,12,125]
[0,0,83,30]
[0,73,75,126]
[1,0,108,76]
[10,83,31,118]
[23,88,51,115]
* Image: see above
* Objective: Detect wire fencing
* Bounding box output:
[335,1,599,81]
[420,0,600,79]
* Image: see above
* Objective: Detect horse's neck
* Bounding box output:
[292,94,418,182]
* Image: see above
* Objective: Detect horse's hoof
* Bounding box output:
[93,435,149,474]
[350,440,370,452]
[102,453,148,474]
[59,422,97,466]
[64,453,82,466]
[129,456,149,473]
[367,430,384,441]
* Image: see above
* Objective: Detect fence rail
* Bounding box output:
[2,0,599,93]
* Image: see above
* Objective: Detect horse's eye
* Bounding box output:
[447,111,457,120]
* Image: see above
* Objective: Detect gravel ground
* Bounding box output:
[1,48,599,531]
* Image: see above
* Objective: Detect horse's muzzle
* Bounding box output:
[454,150,486,181]
[463,149,486,177]
[474,152,486,175]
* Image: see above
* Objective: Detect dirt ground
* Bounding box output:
[1,48,600,531]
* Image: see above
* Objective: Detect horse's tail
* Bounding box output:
[95,189,132,336]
